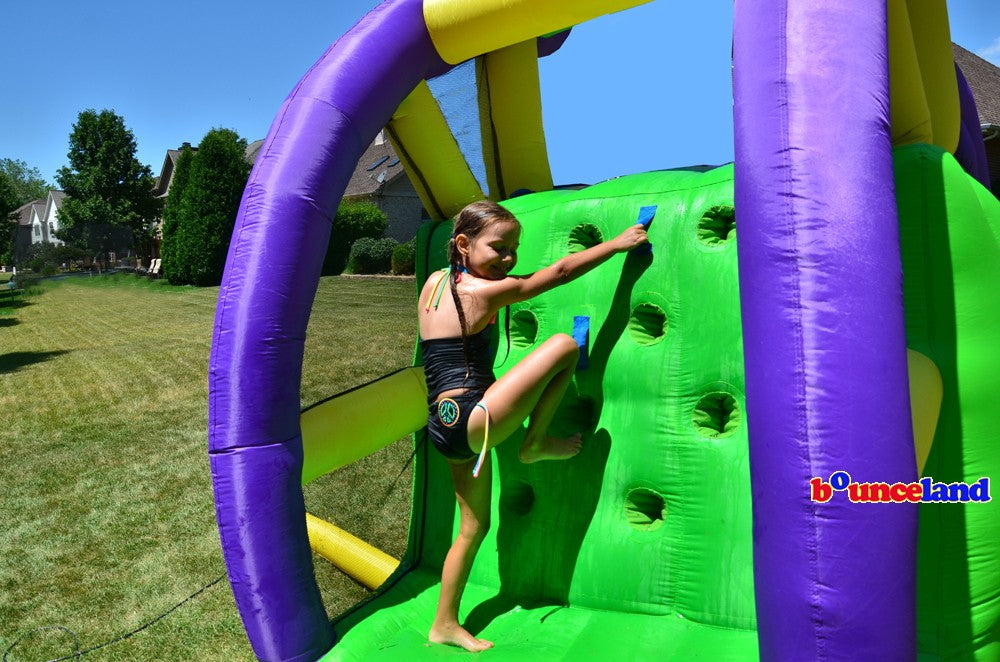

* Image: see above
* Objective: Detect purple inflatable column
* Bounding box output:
[955,64,992,191]
[207,1,447,660]
[734,1,917,660]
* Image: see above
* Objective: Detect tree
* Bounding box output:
[160,145,194,284]
[55,109,161,256]
[171,128,250,286]
[0,172,18,265]
[0,158,50,205]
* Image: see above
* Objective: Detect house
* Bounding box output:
[246,131,425,241]
[10,199,41,262]
[953,43,1000,192]
[151,142,197,202]
[26,190,66,246]
[42,191,66,246]
[343,129,425,242]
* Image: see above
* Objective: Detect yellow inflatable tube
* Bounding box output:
[904,0,959,154]
[306,513,400,590]
[387,83,484,220]
[301,367,428,484]
[478,39,554,199]
[888,0,932,147]
[424,0,651,64]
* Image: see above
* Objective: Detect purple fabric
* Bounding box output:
[734,1,917,659]
[207,1,448,659]
[538,29,572,58]
[954,64,992,191]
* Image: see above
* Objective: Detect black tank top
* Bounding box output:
[420,324,497,402]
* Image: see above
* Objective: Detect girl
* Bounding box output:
[419,200,648,651]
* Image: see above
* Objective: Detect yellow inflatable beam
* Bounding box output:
[386,82,484,220]
[301,367,428,484]
[907,348,942,475]
[478,40,554,199]
[306,513,400,591]
[425,0,651,64]
[888,0,932,147]
[902,0,960,154]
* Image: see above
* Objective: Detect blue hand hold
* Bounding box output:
[631,205,656,256]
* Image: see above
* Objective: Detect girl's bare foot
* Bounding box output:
[519,433,582,463]
[429,622,494,652]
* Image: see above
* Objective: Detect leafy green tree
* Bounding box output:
[0,172,18,265]
[55,109,161,255]
[160,145,195,284]
[322,201,388,275]
[0,158,50,205]
[172,128,250,286]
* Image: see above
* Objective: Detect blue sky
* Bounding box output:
[2,0,997,189]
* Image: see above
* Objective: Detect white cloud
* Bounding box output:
[977,36,1000,66]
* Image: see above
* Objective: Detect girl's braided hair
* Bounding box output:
[448,201,519,377]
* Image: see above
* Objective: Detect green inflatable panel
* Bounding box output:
[324,164,758,660]
[320,152,1000,660]
[897,145,1000,661]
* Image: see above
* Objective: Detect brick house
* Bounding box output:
[342,130,425,242]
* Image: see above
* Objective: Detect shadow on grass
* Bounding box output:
[0,298,33,311]
[0,350,70,374]
[0,318,20,327]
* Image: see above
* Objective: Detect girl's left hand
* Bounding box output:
[611,225,649,253]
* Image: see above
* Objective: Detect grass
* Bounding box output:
[0,274,419,661]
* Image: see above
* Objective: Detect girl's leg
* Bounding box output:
[429,453,494,652]
[468,333,582,463]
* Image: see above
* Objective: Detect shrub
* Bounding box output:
[347,237,398,274]
[323,202,387,275]
[160,144,194,285]
[20,242,84,272]
[170,128,250,286]
[391,238,416,275]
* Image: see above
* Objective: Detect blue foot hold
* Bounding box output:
[573,315,590,370]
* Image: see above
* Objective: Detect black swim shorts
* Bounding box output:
[426,392,483,461]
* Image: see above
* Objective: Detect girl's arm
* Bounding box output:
[491,224,648,307]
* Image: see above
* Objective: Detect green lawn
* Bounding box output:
[0,275,419,661]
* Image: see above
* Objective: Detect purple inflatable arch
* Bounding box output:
[207,2,448,660]
[209,0,921,659]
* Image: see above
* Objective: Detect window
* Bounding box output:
[34,224,40,236]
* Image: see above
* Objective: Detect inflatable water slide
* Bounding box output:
[206,0,1000,659]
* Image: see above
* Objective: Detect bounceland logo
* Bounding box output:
[810,471,991,503]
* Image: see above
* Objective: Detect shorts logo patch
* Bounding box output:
[437,398,460,427]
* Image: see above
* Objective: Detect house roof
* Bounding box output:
[245,139,264,165]
[11,199,44,226]
[30,202,46,222]
[953,43,1000,126]
[153,143,198,198]
[344,131,406,198]
[44,190,66,219]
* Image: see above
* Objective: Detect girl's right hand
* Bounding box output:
[611,224,650,253]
